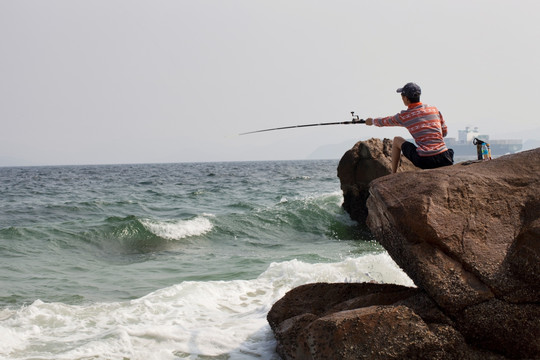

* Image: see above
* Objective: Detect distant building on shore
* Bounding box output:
[445,127,523,157]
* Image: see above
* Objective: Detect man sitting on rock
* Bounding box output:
[365,82,454,173]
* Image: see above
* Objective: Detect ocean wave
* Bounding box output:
[82,215,214,254]
[260,253,415,288]
[266,191,361,238]
[0,254,411,360]
[212,192,342,238]
[141,216,213,241]
[209,191,366,246]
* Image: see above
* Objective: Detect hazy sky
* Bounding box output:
[1,0,539,166]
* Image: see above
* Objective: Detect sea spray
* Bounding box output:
[0,254,412,360]
[141,216,214,241]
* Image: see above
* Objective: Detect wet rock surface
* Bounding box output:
[267,141,540,359]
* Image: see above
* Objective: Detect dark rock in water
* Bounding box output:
[267,283,504,360]
[267,142,540,359]
[337,138,418,224]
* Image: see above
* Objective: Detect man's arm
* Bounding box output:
[366,114,402,127]
[440,112,448,137]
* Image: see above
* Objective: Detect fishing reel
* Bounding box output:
[350,111,365,123]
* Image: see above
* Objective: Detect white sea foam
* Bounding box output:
[0,253,412,360]
[141,216,213,240]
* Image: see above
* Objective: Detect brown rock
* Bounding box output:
[456,298,540,357]
[337,138,417,223]
[302,305,440,360]
[267,283,502,360]
[506,212,540,286]
[267,283,418,359]
[268,146,539,360]
[366,148,540,358]
[268,283,419,329]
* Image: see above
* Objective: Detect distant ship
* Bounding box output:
[445,127,523,157]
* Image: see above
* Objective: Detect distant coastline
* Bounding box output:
[307,127,540,161]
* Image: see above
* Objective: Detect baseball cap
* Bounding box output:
[396,82,421,98]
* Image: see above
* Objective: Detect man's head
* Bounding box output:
[397,82,421,103]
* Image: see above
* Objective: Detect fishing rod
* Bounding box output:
[239,112,366,135]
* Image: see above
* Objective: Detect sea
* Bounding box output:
[0,160,414,360]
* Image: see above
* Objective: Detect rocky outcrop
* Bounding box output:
[267,140,540,359]
[366,146,540,358]
[267,283,503,359]
[337,138,418,223]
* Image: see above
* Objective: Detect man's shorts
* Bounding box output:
[401,141,454,170]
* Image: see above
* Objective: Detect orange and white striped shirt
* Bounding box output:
[373,102,448,156]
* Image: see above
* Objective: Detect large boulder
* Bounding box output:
[267,142,540,359]
[366,147,540,358]
[267,283,503,360]
[337,138,418,223]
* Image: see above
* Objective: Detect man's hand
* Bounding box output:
[365,118,374,126]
